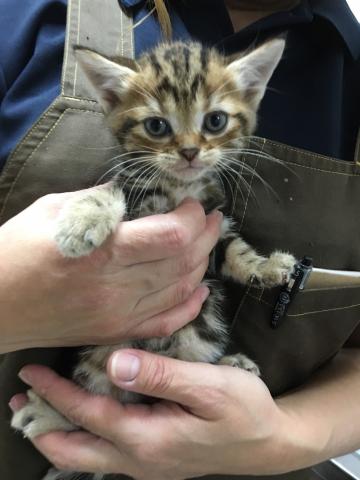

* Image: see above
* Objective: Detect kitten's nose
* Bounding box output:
[179,148,200,162]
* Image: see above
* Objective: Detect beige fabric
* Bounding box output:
[0,0,134,225]
[62,0,134,99]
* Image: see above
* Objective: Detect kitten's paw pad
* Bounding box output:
[55,190,126,258]
[11,390,75,439]
[255,251,296,288]
[218,354,260,376]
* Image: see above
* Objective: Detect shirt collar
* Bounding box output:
[118,0,144,7]
[118,0,360,59]
[311,0,360,59]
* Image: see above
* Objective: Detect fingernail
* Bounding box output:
[18,368,32,385]
[209,209,223,221]
[215,210,223,221]
[199,285,210,303]
[181,197,195,206]
[110,352,141,383]
[8,395,27,412]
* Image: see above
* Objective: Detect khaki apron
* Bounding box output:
[0,1,359,479]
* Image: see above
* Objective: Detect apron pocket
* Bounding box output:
[227,284,360,396]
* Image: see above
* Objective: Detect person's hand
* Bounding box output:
[10,351,310,479]
[0,190,221,352]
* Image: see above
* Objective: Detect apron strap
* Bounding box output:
[61,0,134,100]
[355,128,360,167]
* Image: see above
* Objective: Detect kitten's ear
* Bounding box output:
[226,38,285,108]
[75,48,137,112]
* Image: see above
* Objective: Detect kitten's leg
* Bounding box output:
[218,353,260,376]
[55,183,126,257]
[11,389,77,439]
[221,238,295,288]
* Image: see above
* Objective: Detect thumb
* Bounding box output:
[107,349,228,418]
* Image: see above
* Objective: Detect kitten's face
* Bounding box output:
[77,40,284,183]
[113,46,251,182]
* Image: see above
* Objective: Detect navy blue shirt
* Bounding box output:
[0,0,359,172]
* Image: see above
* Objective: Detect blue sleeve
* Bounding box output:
[0,0,67,171]
[0,66,6,105]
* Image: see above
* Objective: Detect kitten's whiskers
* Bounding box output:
[127,161,159,212]
[95,155,153,185]
[138,166,161,216]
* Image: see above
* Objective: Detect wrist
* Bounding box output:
[273,397,329,473]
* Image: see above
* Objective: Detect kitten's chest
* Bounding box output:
[126,177,226,218]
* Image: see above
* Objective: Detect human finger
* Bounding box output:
[133,260,209,318]
[125,209,221,293]
[107,350,233,419]
[112,199,217,265]
[132,284,210,338]
[32,430,123,475]
[17,366,125,442]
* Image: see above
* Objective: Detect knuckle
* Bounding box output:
[196,381,227,411]
[142,358,174,395]
[157,318,176,337]
[117,231,148,261]
[164,222,190,250]
[64,400,87,427]
[198,258,209,276]
[174,280,193,304]
[187,298,203,322]
[36,379,57,403]
[178,252,198,275]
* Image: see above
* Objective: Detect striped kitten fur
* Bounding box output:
[12,39,295,480]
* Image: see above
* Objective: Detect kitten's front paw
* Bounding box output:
[218,353,260,376]
[11,390,76,439]
[55,188,126,257]
[254,251,296,288]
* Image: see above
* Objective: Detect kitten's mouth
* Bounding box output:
[173,163,206,180]
[176,164,204,171]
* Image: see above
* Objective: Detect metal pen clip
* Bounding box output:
[271,256,313,329]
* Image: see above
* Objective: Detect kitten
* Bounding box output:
[12,39,295,480]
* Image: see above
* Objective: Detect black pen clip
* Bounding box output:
[271,256,313,329]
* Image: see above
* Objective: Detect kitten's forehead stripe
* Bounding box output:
[149,53,162,75]
[158,76,180,103]
[117,117,139,138]
[200,46,209,71]
[183,46,190,73]
[190,74,205,101]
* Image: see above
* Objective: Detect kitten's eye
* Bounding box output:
[203,111,228,133]
[144,117,172,137]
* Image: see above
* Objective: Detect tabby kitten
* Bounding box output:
[12,39,295,480]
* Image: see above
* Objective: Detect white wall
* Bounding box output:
[347,0,360,20]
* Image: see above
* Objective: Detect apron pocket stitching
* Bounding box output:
[1,108,105,219]
[286,302,360,317]
[264,138,356,167]
[230,283,252,332]
[281,160,360,177]
[1,105,59,177]
[246,292,360,317]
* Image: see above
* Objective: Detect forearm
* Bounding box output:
[276,348,360,472]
